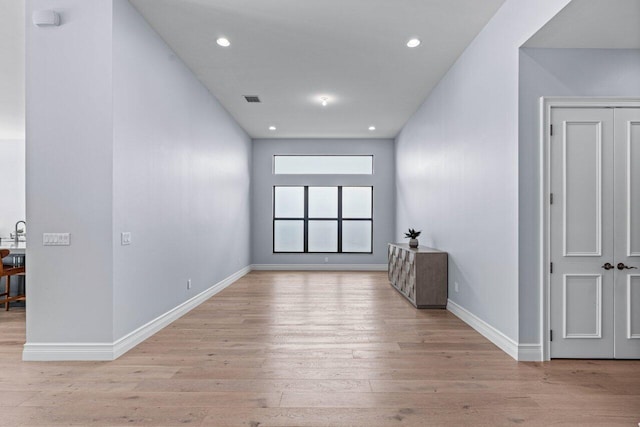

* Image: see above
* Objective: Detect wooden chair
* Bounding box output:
[0,249,26,311]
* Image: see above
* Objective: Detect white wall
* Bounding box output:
[252,139,394,266]
[0,0,25,140]
[26,0,115,343]
[25,0,251,354]
[395,0,571,344]
[0,140,25,238]
[112,0,251,339]
[0,0,25,242]
[518,48,640,344]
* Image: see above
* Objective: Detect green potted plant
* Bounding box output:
[404,228,421,248]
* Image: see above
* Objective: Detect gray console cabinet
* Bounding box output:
[388,243,448,308]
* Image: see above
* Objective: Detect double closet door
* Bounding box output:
[550,107,640,359]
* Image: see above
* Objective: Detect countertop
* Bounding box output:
[0,240,26,254]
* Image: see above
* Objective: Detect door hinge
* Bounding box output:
[550,330,553,342]
[550,193,554,205]
[550,262,553,274]
[550,124,553,136]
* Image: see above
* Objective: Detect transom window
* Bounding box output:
[273,186,373,253]
[273,155,373,175]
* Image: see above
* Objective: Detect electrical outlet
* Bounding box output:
[454,282,459,293]
[121,232,132,246]
[43,233,70,246]
[187,279,192,290]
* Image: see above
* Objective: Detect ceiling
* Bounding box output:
[524,0,640,49]
[8,1,635,141]
[130,0,506,139]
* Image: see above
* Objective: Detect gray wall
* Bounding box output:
[112,0,251,339]
[26,0,251,347]
[395,0,571,343]
[252,139,394,266]
[518,48,640,344]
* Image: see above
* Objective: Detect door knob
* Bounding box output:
[617,263,638,270]
[602,263,614,270]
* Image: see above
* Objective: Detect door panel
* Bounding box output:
[551,108,615,358]
[626,119,640,256]
[564,121,603,256]
[613,108,640,359]
[628,275,640,339]
[563,275,603,338]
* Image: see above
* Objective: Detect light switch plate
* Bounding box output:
[121,232,132,246]
[43,233,70,246]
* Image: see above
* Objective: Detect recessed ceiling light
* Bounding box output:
[320,96,329,107]
[368,126,376,131]
[407,38,421,48]
[269,126,276,131]
[216,37,231,47]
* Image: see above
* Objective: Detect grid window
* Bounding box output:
[273,186,373,253]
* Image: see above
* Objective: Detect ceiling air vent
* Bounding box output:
[244,95,261,103]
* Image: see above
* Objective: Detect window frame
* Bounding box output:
[272,185,373,254]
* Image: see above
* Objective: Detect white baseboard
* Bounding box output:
[24,269,545,362]
[447,299,519,361]
[21,343,115,361]
[447,299,543,361]
[22,266,251,361]
[517,343,543,361]
[251,264,387,271]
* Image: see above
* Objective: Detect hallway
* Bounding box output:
[1,271,639,425]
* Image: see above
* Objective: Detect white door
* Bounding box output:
[550,107,640,359]
[550,108,615,358]
[613,108,640,359]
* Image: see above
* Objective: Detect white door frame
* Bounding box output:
[539,97,640,361]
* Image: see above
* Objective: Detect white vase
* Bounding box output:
[409,238,419,248]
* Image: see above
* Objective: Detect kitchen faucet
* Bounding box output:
[14,220,26,244]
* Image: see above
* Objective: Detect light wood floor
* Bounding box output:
[1,271,639,426]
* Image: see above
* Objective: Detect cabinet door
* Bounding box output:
[388,246,416,303]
